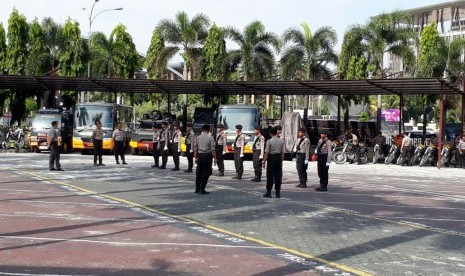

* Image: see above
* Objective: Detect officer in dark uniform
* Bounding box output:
[158,121,169,169]
[171,121,182,171]
[251,125,265,182]
[47,121,64,171]
[316,131,332,191]
[232,124,246,179]
[194,124,217,194]
[262,127,284,198]
[151,123,161,168]
[215,124,227,176]
[184,122,195,173]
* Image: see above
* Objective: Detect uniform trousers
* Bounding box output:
[253,150,263,180]
[93,139,103,165]
[114,140,125,162]
[234,147,244,176]
[152,142,159,166]
[159,141,168,167]
[195,153,213,192]
[266,154,282,193]
[296,153,308,186]
[49,142,61,169]
[216,146,225,173]
[186,144,193,170]
[401,146,411,165]
[317,154,329,187]
[172,142,180,169]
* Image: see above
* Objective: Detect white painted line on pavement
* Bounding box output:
[0,213,174,223]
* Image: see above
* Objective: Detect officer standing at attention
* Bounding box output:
[92,121,105,166]
[47,121,63,171]
[184,122,195,173]
[171,121,182,171]
[295,128,310,188]
[151,123,160,168]
[112,122,127,165]
[400,132,412,166]
[262,127,284,198]
[251,125,265,182]
[194,124,217,194]
[158,121,169,169]
[232,124,246,179]
[215,124,227,176]
[315,131,332,191]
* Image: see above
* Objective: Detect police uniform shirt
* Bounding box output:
[47,128,60,142]
[185,130,195,145]
[92,128,104,140]
[195,132,215,154]
[233,132,246,156]
[296,137,310,160]
[172,129,182,152]
[159,128,168,142]
[215,131,227,151]
[265,136,284,155]
[112,129,125,142]
[152,129,160,143]
[253,134,265,156]
[401,136,412,148]
[317,138,332,160]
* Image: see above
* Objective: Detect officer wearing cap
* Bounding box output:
[158,121,169,169]
[294,128,310,188]
[151,123,161,168]
[47,121,63,171]
[232,124,246,179]
[215,124,227,176]
[92,121,105,166]
[184,122,195,173]
[112,122,127,165]
[315,131,332,191]
[171,121,182,171]
[262,127,284,198]
[194,124,217,194]
[276,125,283,140]
[251,125,265,182]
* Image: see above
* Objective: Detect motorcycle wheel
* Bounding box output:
[360,153,368,164]
[333,152,347,164]
[419,156,430,167]
[396,156,404,165]
[410,154,418,166]
[385,153,394,165]
[373,152,379,164]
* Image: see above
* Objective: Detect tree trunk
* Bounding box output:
[422,104,427,144]
[344,107,350,131]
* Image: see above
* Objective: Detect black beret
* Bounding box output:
[202,124,211,131]
[172,121,180,127]
[275,125,282,130]
[217,124,224,129]
[254,125,262,131]
[161,121,169,126]
[270,127,278,135]
[186,122,193,127]
[51,121,58,126]
[235,124,243,130]
[298,127,307,133]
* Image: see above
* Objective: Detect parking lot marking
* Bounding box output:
[23,170,373,276]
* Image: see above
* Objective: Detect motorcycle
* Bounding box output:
[384,144,400,164]
[419,143,437,167]
[410,143,426,166]
[440,143,456,168]
[331,141,344,162]
[2,127,26,153]
[372,144,386,164]
[333,141,368,165]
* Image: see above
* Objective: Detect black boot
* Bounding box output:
[275,191,281,198]
[263,191,272,198]
[237,174,242,180]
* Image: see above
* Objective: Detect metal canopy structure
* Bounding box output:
[0,75,461,96]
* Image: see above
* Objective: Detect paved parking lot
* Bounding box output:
[0,152,464,275]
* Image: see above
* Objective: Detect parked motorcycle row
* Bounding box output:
[0,126,30,152]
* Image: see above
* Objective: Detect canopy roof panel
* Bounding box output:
[0,75,461,96]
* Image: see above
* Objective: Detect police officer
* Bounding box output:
[171,121,182,171]
[458,134,465,169]
[151,123,161,168]
[295,128,310,188]
[194,124,217,194]
[400,132,412,166]
[315,131,332,191]
[215,124,227,176]
[112,122,127,165]
[184,122,195,173]
[92,121,105,166]
[348,130,360,164]
[158,121,169,169]
[251,125,265,182]
[262,127,284,198]
[47,121,63,171]
[232,124,245,179]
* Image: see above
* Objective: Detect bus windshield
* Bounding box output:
[32,114,61,131]
[75,105,113,130]
[218,108,258,132]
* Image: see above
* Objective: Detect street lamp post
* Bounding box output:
[82,0,123,102]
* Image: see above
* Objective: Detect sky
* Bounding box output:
[1,0,443,60]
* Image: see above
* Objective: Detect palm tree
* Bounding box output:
[157,11,210,80]
[224,21,280,103]
[280,22,337,117]
[41,17,65,76]
[89,31,125,78]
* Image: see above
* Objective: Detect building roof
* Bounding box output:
[404,0,465,24]
[0,75,461,97]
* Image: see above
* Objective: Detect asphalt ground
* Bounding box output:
[0,152,464,276]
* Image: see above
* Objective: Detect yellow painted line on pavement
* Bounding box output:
[23,171,372,276]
